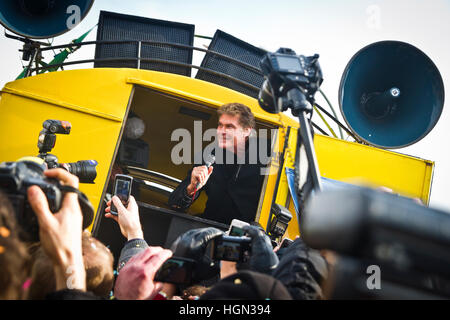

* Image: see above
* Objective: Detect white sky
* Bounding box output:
[1,0,449,210]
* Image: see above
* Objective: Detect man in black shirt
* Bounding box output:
[168,103,267,225]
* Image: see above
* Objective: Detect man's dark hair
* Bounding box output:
[217,103,256,130]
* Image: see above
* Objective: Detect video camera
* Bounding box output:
[0,119,97,242]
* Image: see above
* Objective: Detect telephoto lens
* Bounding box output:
[62,160,98,183]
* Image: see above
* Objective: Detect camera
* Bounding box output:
[227,219,249,236]
[59,160,98,184]
[0,158,94,242]
[37,119,98,183]
[268,203,292,240]
[280,238,293,249]
[211,235,252,262]
[0,119,97,242]
[258,48,323,115]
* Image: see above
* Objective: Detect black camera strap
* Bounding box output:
[59,186,86,197]
[59,185,94,229]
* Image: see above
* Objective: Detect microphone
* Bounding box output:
[195,154,215,190]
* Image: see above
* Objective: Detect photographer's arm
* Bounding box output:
[27,169,86,291]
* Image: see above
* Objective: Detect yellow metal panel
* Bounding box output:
[314,134,434,203]
[3,69,131,120]
[256,129,283,228]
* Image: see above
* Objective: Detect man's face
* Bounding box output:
[217,114,251,153]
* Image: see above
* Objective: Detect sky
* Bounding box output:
[0,0,449,210]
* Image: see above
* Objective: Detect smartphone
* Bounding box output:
[154,257,195,285]
[110,174,133,215]
[212,235,251,262]
[227,219,250,236]
[280,238,293,249]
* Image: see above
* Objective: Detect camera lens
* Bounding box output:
[63,160,98,183]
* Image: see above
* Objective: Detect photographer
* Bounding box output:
[164,226,281,299]
[178,228,289,300]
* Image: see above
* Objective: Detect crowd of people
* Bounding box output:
[0,167,329,300]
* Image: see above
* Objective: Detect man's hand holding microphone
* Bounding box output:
[186,155,215,197]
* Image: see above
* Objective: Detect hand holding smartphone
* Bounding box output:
[110,174,133,215]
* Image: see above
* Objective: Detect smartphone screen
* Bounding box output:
[154,257,195,285]
[229,226,246,237]
[213,236,251,262]
[110,175,132,215]
[227,219,249,236]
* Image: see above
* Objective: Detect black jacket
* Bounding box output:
[168,140,268,225]
[272,237,328,300]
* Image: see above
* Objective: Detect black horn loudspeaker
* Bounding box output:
[339,41,444,149]
[0,0,94,39]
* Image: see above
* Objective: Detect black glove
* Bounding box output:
[243,225,279,274]
[171,227,224,282]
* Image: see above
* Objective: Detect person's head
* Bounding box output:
[0,233,31,300]
[27,246,55,300]
[0,190,20,239]
[0,191,31,300]
[82,231,115,298]
[217,103,255,153]
[28,232,114,299]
